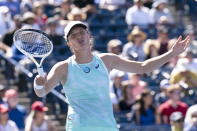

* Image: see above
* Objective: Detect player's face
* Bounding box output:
[67,26,91,51]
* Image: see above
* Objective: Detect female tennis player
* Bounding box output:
[34,21,190,131]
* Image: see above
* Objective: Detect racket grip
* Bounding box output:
[37,67,45,77]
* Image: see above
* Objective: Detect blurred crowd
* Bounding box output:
[0,0,197,131]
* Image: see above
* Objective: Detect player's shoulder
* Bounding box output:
[52,59,69,72]
[98,53,120,67]
[98,53,118,59]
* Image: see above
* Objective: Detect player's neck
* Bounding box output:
[74,51,93,64]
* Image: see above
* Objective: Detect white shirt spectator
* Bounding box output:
[125,5,152,28]
[0,120,19,131]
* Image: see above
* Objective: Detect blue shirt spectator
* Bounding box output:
[9,105,26,130]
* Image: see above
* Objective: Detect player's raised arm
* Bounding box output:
[34,61,68,97]
[103,35,190,74]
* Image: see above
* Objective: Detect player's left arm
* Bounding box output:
[101,36,190,74]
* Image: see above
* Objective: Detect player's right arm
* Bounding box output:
[34,60,68,97]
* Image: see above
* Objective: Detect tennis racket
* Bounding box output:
[13,28,53,76]
[13,28,68,103]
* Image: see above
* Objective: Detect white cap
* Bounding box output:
[153,0,167,8]
[0,6,9,14]
[170,112,183,122]
[64,21,87,42]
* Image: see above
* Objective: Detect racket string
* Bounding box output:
[15,31,52,57]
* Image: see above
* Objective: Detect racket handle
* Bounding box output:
[37,67,45,77]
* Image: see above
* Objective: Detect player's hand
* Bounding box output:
[171,35,191,56]
[35,74,47,86]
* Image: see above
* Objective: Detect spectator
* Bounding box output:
[128,74,147,100]
[134,89,160,125]
[0,6,15,38]
[32,1,48,30]
[183,27,197,57]
[144,26,171,57]
[46,17,65,46]
[59,0,72,20]
[184,104,197,131]
[125,0,153,29]
[25,101,57,131]
[1,14,23,59]
[20,0,33,14]
[170,111,184,131]
[150,0,174,24]
[122,26,147,61]
[67,7,87,22]
[154,79,170,106]
[109,70,125,112]
[158,84,188,124]
[4,89,27,130]
[119,80,135,112]
[107,39,122,55]
[0,104,19,131]
[143,38,158,59]
[170,51,197,88]
[22,11,40,30]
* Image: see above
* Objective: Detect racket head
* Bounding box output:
[13,28,53,59]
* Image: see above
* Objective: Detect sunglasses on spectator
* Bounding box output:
[173,118,183,123]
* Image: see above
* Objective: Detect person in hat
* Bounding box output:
[22,11,40,30]
[170,111,184,131]
[144,26,172,60]
[170,50,197,88]
[109,69,126,112]
[25,101,57,131]
[107,39,122,55]
[0,104,19,131]
[67,7,87,21]
[150,0,174,24]
[34,20,190,131]
[122,26,147,61]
